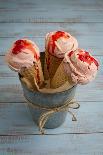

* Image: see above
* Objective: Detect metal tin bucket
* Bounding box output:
[20,52,77,129]
[21,81,76,129]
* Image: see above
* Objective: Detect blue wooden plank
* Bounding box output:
[1,23,103,38]
[0,23,103,55]
[0,0,103,23]
[0,101,103,135]
[0,134,103,155]
[0,0,103,10]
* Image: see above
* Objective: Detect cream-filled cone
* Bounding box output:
[5,39,44,90]
[50,61,75,89]
[51,49,99,89]
[20,60,44,90]
[44,31,78,81]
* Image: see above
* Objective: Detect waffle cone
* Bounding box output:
[20,60,44,90]
[44,49,62,81]
[44,50,50,80]
[51,61,74,89]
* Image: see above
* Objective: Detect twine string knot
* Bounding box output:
[25,97,80,134]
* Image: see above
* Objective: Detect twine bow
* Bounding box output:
[25,97,80,134]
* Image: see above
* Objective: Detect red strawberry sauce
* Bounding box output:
[47,31,69,72]
[78,51,99,68]
[46,56,50,71]
[35,65,40,84]
[12,39,39,61]
[48,31,69,54]
[68,51,74,57]
[68,50,99,69]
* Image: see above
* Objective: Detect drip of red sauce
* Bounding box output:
[78,51,99,68]
[12,39,39,61]
[35,64,40,84]
[46,56,50,72]
[68,51,74,57]
[47,31,69,72]
[48,31,69,54]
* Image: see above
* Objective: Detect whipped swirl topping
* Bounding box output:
[6,39,40,71]
[45,31,78,58]
[63,49,99,84]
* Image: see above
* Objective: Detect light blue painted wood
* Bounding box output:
[1,23,103,38]
[0,134,103,155]
[0,0,102,153]
[0,23,103,55]
[0,0,103,10]
[0,0,103,23]
[0,102,103,135]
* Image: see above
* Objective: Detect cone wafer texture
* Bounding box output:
[51,61,74,89]
[20,66,36,90]
[44,50,62,80]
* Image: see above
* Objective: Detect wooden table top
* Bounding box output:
[0,0,103,154]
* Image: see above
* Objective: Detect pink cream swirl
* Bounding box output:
[5,39,40,71]
[63,49,99,84]
[45,31,78,58]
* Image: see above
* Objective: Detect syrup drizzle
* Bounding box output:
[47,31,69,72]
[46,56,50,72]
[68,50,99,69]
[35,64,40,84]
[78,51,99,68]
[68,51,74,57]
[48,31,69,54]
[12,39,39,61]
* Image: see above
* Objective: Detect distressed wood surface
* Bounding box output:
[0,0,103,154]
[0,23,103,55]
[0,134,103,155]
[0,102,103,135]
[0,0,103,23]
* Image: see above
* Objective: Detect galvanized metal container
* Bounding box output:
[20,81,76,129]
[20,52,77,129]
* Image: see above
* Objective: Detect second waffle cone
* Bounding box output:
[44,50,62,81]
[20,60,44,90]
[50,61,74,89]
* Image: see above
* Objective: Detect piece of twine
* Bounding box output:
[24,97,80,134]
